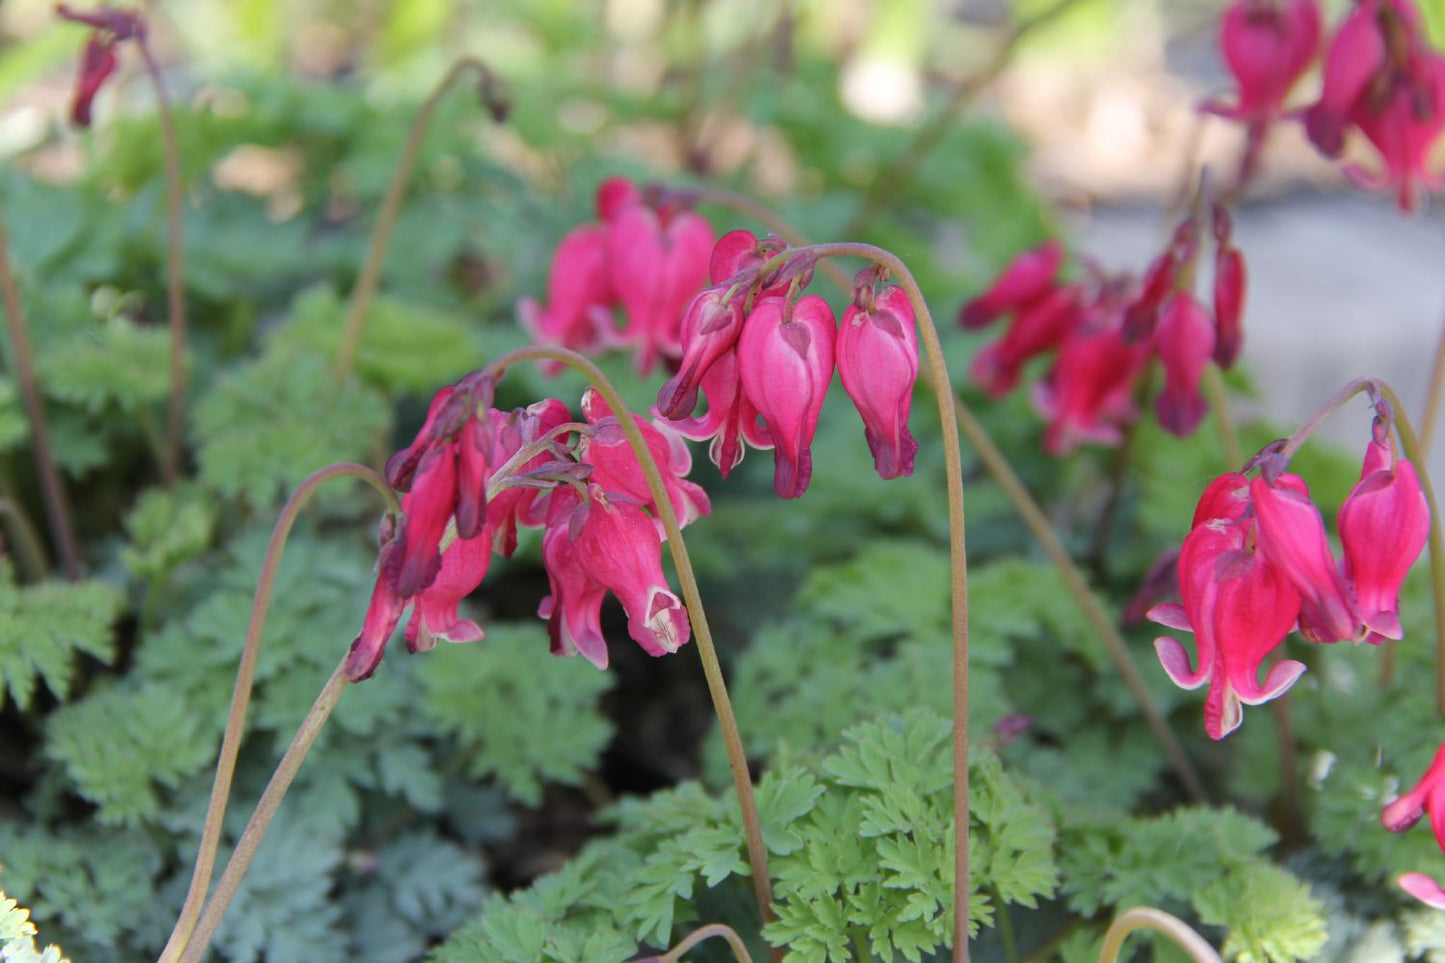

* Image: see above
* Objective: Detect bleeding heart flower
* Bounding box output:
[1338,436,1430,641]
[836,284,920,480]
[1154,292,1217,438]
[959,240,1064,329]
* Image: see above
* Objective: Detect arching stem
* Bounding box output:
[1420,301,1445,457]
[334,57,499,381]
[159,463,399,963]
[1098,907,1221,963]
[136,40,187,486]
[176,661,350,963]
[0,496,49,581]
[0,196,82,580]
[1278,378,1445,715]
[642,922,755,963]
[786,242,972,961]
[481,346,777,941]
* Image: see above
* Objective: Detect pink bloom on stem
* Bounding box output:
[1193,471,1254,527]
[1213,245,1247,368]
[539,520,610,668]
[656,287,746,419]
[404,532,491,652]
[837,284,920,479]
[1153,292,1217,438]
[1208,0,1322,123]
[346,517,407,682]
[1347,52,1445,211]
[708,229,791,291]
[517,224,616,364]
[579,387,710,528]
[970,284,1081,398]
[1250,473,1365,643]
[1338,436,1430,641]
[959,240,1064,329]
[394,445,459,599]
[607,202,715,373]
[488,398,575,558]
[1150,505,1305,740]
[661,349,771,478]
[69,35,118,128]
[737,295,837,498]
[1032,322,1148,455]
[1383,743,1445,851]
[1305,2,1388,156]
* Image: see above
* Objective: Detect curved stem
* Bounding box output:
[0,196,82,580]
[1278,379,1445,717]
[176,661,350,963]
[158,463,399,963]
[644,922,755,963]
[952,398,1207,802]
[1420,302,1445,458]
[481,345,777,938]
[793,242,972,961]
[0,496,49,581]
[137,43,187,487]
[334,57,491,381]
[1098,907,1221,963]
[1201,364,1242,468]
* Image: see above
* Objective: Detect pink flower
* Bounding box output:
[517,224,616,364]
[837,284,920,479]
[959,241,1063,329]
[656,287,746,420]
[404,533,491,652]
[538,518,610,667]
[57,5,145,129]
[1153,292,1217,438]
[1250,473,1365,643]
[1338,436,1430,641]
[1033,322,1148,455]
[607,202,715,373]
[1150,501,1305,740]
[1400,872,1445,909]
[1383,744,1445,846]
[737,295,837,498]
[1348,52,1445,211]
[1305,2,1389,156]
[578,388,710,528]
[970,285,1081,398]
[1207,0,1322,124]
[660,349,770,478]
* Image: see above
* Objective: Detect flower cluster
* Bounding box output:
[1208,0,1445,210]
[347,372,707,681]
[519,178,715,374]
[961,204,1245,455]
[656,232,921,497]
[1383,745,1445,907]
[1149,404,1429,738]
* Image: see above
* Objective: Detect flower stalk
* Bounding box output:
[0,196,82,580]
[1098,907,1221,963]
[159,463,399,963]
[334,57,501,382]
[481,345,778,936]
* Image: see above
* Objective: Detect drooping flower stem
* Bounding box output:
[334,57,497,382]
[1421,307,1445,456]
[1098,907,1222,963]
[480,345,778,938]
[1268,650,1303,844]
[135,41,187,487]
[790,242,973,961]
[1278,378,1445,713]
[646,923,756,963]
[1202,364,1243,467]
[951,397,1208,802]
[176,660,350,963]
[159,463,399,963]
[0,197,82,580]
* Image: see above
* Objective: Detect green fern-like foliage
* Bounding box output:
[267,286,483,393]
[119,484,219,584]
[415,621,615,806]
[0,562,123,711]
[1195,864,1329,963]
[0,376,28,453]
[191,348,390,505]
[34,316,175,415]
[0,890,71,963]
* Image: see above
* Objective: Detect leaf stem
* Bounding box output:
[1201,364,1242,467]
[647,922,755,963]
[176,660,351,963]
[158,463,399,963]
[333,57,492,382]
[1421,302,1445,457]
[481,345,778,943]
[0,196,82,580]
[792,242,972,962]
[136,41,187,487]
[1097,907,1221,963]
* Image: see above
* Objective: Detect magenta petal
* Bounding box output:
[1400,873,1445,909]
